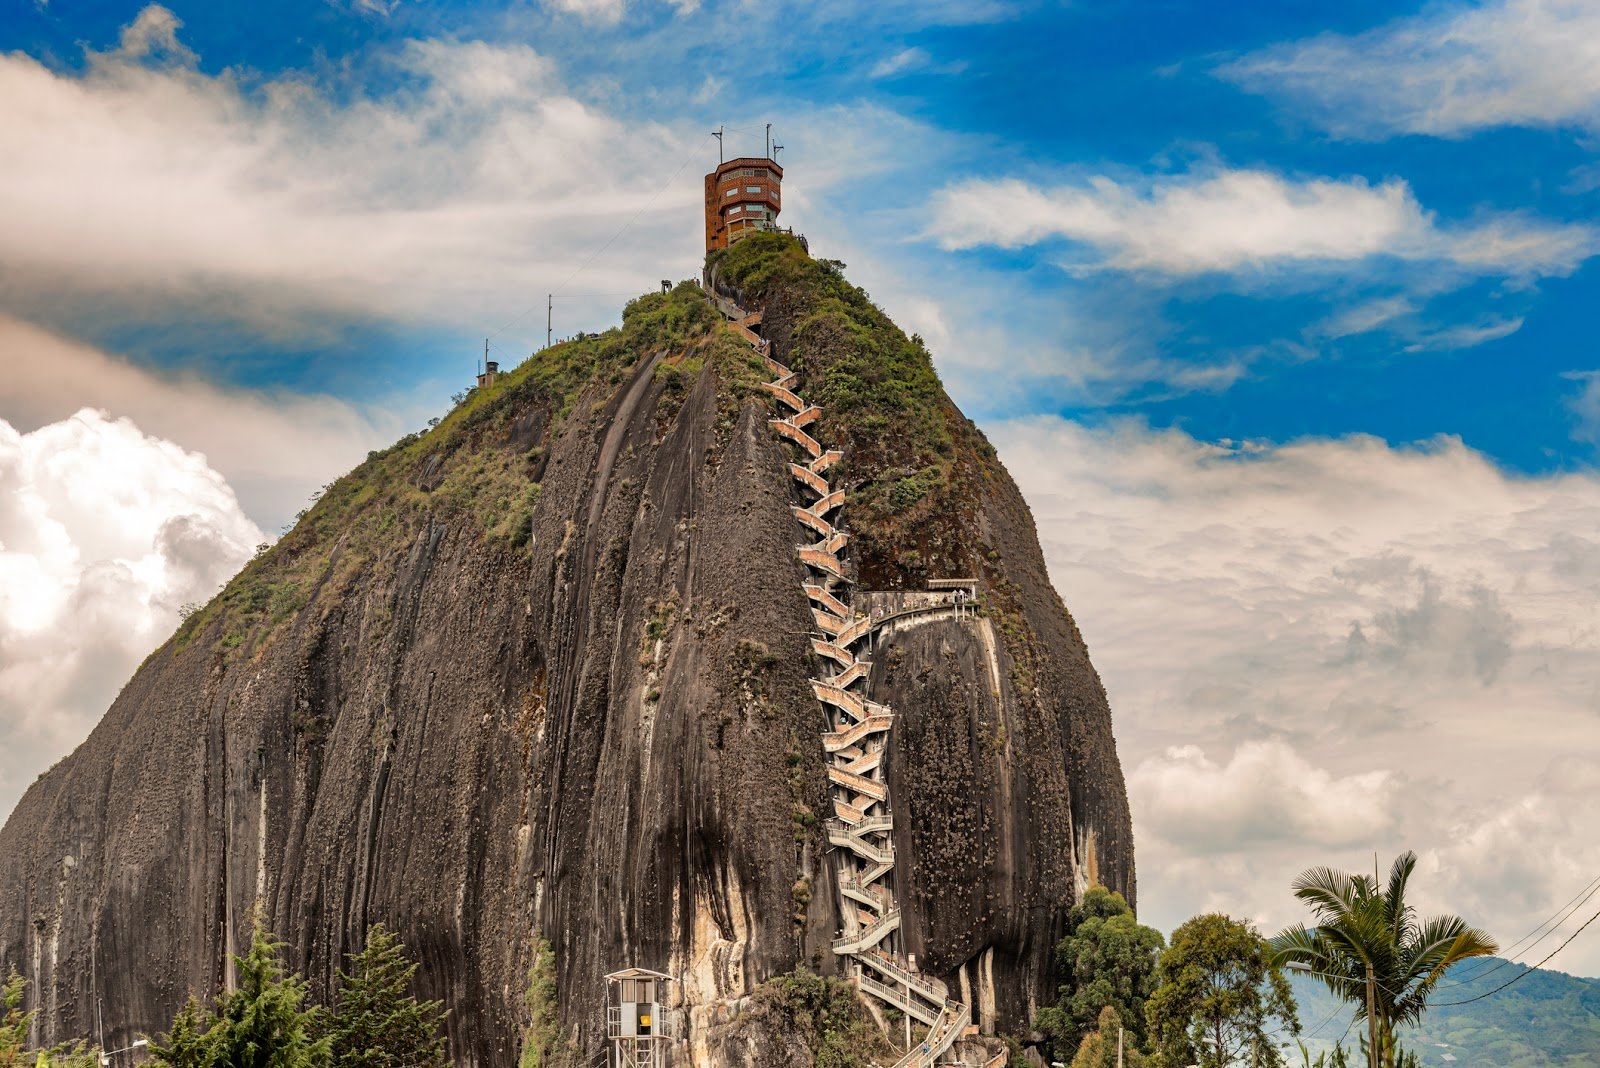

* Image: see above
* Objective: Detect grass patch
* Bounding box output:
[178,280,758,663]
[708,233,964,586]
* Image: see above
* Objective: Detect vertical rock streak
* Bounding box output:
[715,288,971,1067]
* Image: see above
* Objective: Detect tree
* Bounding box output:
[1145,913,1299,1068]
[1071,1006,1147,1068]
[0,969,98,1068]
[327,924,447,1068]
[1034,886,1165,1061]
[0,971,26,1068]
[1270,852,1497,1068]
[150,998,214,1068]
[153,926,329,1068]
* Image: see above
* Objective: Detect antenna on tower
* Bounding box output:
[765,123,772,160]
[712,125,724,164]
[772,142,784,161]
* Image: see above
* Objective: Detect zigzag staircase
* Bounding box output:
[706,281,971,1068]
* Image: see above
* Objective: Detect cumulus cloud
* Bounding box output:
[113,4,196,64]
[0,314,398,530]
[992,416,1600,972]
[1221,0,1600,138]
[0,410,263,816]
[928,168,1596,278]
[1132,740,1398,849]
[0,10,707,345]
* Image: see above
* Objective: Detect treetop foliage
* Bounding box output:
[149,922,447,1068]
[1145,913,1300,1068]
[1035,885,1165,1061]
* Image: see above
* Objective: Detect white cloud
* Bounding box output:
[872,46,930,78]
[547,0,625,22]
[992,416,1600,972]
[928,168,1596,278]
[0,314,398,531]
[1402,316,1524,353]
[113,4,196,64]
[0,10,709,348]
[0,410,263,817]
[1132,740,1398,850]
[1315,295,1417,340]
[1564,370,1600,444]
[1222,0,1600,138]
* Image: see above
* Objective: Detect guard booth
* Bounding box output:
[605,968,674,1068]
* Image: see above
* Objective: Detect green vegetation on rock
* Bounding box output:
[748,968,895,1068]
[173,280,764,663]
[710,233,963,586]
[520,939,573,1068]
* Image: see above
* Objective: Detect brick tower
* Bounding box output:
[704,155,783,253]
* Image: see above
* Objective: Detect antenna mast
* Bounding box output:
[765,123,772,159]
[712,125,724,164]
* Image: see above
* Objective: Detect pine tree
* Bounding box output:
[206,927,330,1068]
[327,924,447,1068]
[0,971,30,1068]
[0,969,99,1068]
[150,996,216,1068]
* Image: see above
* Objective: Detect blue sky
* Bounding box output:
[9,0,1599,473]
[3,0,1600,979]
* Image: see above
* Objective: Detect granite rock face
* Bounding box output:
[0,256,1131,1065]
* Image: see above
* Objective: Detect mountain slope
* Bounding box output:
[1290,962,1600,1067]
[0,238,1132,1066]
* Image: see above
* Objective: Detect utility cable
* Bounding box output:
[1436,873,1600,989]
[1429,904,1600,1007]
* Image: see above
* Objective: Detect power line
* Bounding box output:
[1429,904,1600,1007]
[1436,874,1600,989]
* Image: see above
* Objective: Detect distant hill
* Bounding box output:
[1289,960,1600,1067]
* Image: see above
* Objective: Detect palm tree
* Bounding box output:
[1271,851,1497,1068]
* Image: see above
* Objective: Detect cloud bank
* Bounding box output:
[992,416,1600,973]
[0,314,397,530]
[929,168,1596,278]
[0,10,705,344]
[1222,0,1600,138]
[0,409,263,816]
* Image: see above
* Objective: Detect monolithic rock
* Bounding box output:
[0,237,1132,1065]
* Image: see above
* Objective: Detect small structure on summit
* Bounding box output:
[703,152,783,253]
[476,359,499,389]
[605,968,673,1068]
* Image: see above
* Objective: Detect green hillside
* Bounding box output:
[1288,960,1600,1068]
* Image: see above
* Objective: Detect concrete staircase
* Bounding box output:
[705,280,968,1068]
